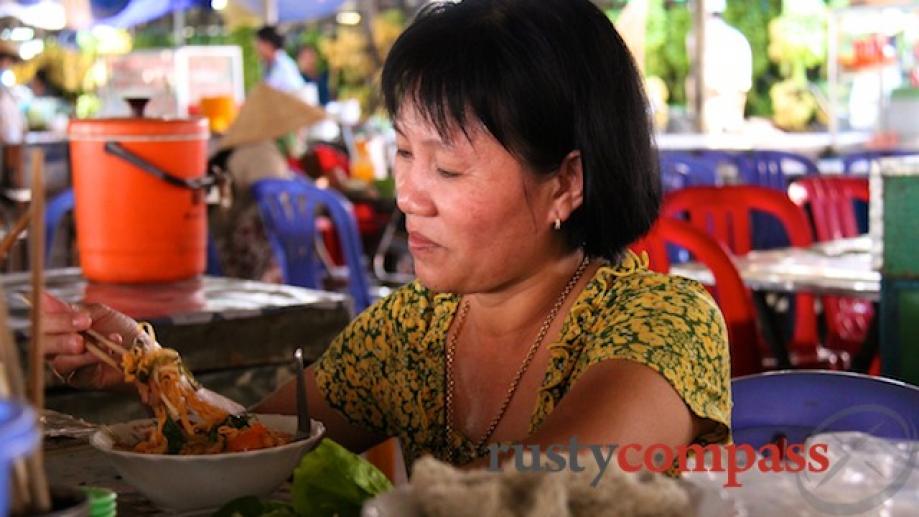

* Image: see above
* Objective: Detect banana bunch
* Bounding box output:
[770,79,817,131]
[320,28,375,85]
[767,16,825,76]
[372,9,405,58]
[318,10,406,116]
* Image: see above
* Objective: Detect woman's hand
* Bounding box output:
[41,292,144,390]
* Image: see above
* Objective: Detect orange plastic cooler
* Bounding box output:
[68,118,210,283]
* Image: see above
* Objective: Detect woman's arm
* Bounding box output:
[527,359,708,448]
[466,359,715,469]
[254,364,389,454]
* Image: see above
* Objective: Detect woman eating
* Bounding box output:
[42,0,730,469]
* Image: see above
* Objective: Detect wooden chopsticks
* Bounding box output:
[0,282,31,514]
[78,329,126,372]
[0,211,30,262]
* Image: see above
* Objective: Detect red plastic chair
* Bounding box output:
[661,186,836,369]
[787,177,868,241]
[632,218,767,377]
[787,177,874,358]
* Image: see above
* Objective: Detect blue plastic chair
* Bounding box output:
[251,178,372,313]
[45,188,223,275]
[840,149,919,175]
[733,150,819,191]
[732,370,919,449]
[205,237,223,276]
[0,401,39,515]
[45,188,75,263]
[659,152,720,192]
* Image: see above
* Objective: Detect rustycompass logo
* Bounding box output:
[488,437,831,488]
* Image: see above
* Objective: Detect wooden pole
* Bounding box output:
[26,148,51,512]
[693,0,708,133]
[28,149,46,411]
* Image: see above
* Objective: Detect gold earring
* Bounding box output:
[554,218,561,230]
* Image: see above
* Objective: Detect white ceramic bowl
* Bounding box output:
[90,414,325,511]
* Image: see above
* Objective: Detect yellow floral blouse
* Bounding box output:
[314,253,732,468]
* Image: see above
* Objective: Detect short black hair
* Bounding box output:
[256,26,284,50]
[382,0,660,260]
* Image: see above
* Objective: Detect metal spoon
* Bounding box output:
[294,348,311,440]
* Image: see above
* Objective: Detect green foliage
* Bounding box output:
[75,94,101,119]
[132,30,174,50]
[297,26,323,51]
[227,26,262,92]
[660,5,692,104]
[725,0,781,80]
[644,0,669,82]
[612,0,691,105]
[724,0,783,116]
[294,26,330,75]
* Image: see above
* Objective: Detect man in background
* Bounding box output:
[255,26,305,94]
[686,0,753,133]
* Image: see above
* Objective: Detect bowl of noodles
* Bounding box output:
[78,323,325,510]
[90,414,325,511]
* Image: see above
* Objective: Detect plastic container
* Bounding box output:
[198,95,238,133]
[68,118,210,283]
[82,486,116,517]
[0,401,39,516]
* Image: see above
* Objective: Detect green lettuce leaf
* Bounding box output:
[290,439,393,517]
[214,439,393,517]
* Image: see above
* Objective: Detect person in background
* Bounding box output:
[255,25,306,94]
[0,40,25,144]
[29,67,64,98]
[206,84,325,281]
[685,0,752,133]
[297,46,332,106]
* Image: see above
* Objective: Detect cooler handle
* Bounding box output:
[104,141,215,190]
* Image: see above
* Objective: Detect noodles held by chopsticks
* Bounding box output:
[120,324,291,455]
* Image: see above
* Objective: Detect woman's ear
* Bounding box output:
[551,150,584,223]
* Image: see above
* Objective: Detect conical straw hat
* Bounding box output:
[218,83,327,149]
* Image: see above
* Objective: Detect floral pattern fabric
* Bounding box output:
[314,253,732,468]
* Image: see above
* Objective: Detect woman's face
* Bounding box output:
[394,104,564,293]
